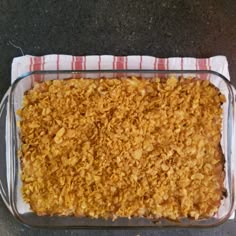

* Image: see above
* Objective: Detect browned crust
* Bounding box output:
[17,77,226,220]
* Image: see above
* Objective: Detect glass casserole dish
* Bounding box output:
[0,69,235,228]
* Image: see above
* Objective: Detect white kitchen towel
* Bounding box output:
[12,55,230,83]
[11,55,234,219]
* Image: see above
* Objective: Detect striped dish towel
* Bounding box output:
[12,55,230,83]
[11,55,234,219]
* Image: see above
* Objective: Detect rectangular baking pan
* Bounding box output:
[0,69,235,228]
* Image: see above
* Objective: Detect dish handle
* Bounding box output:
[0,88,12,212]
[232,85,236,218]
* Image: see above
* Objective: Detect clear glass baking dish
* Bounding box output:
[0,70,235,228]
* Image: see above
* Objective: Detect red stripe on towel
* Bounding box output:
[74,56,83,70]
[33,57,42,83]
[157,58,166,70]
[198,59,207,80]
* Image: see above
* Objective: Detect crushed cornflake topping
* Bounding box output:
[17,76,225,220]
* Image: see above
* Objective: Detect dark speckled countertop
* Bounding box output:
[0,0,236,235]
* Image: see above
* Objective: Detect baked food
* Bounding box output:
[17,76,225,220]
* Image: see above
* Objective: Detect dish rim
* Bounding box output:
[4,69,236,228]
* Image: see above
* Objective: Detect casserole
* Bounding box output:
[0,70,235,228]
